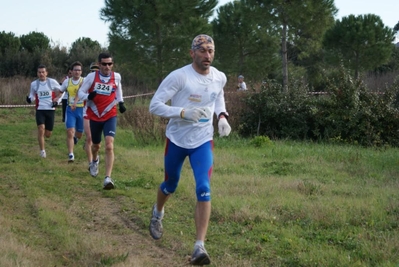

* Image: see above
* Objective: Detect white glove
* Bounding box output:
[181,108,207,123]
[218,118,231,137]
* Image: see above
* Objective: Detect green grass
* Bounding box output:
[1,108,399,266]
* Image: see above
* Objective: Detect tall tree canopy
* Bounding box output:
[212,1,280,81]
[0,31,21,55]
[101,0,216,86]
[69,37,102,71]
[324,14,395,79]
[0,31,22,77]
[394,21,399,33]
[245,0,337,91]
[20,31,50,53]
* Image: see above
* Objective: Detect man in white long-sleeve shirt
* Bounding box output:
[148,34,231,266]
[26,64,61,158]
[77,52,126,190]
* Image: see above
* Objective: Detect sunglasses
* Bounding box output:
[100,62,113,66]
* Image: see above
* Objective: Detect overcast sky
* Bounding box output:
[2,0,398,48]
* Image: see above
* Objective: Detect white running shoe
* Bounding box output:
[68,153,74,163]
[103,176,115,190]
[40,150,46,158]
[149,204,164,240]
[89,158,99,177]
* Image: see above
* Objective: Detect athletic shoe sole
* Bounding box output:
[190,254,211,265]
[103,182,115,190]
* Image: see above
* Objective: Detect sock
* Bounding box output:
[195,240,204,248]
[153,205,164,218]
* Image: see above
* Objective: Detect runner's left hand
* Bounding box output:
[218,118,231,137]
[119,102,126,113]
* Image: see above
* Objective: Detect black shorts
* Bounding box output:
[36,110,55,131]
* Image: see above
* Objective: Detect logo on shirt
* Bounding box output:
[188,94,202,102]
[210,92,217,101]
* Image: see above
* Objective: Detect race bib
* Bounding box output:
[94,82,113,96]
[38,91,51,99]
[69,96,83,105]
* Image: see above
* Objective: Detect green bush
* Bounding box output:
[237,68,399,147]
[249,135,274,148]
[239,79,313,140]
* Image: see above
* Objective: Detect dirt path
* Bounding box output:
[73,193,192,267]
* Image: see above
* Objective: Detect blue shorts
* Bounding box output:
[160,139,214,202]
[65,106,84,133]
[90,116,117,144]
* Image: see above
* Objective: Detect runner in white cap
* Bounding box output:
[148,34,231,265]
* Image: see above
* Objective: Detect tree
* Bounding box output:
[245,0,337,91]
[394,21,399,33]
[212,1,280,81]
[324,14,395,79]
[0,31,21,76]
[100,0,216,86]
[0,31,20,55]
[69,37,102,71]
[20,31,50,53]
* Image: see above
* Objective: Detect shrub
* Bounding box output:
[239,78,312,140]
[118,103,167,146]
[249,135,273,148]
[235,68,399,147]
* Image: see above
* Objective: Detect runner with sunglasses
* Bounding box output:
[77,52,126,189]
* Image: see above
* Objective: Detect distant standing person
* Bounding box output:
[26,64,61,158]
[55,61,85,163]
[60,68,72,122]
[78,53,126,190]
[237,75,247,91]
[148,34,231,265]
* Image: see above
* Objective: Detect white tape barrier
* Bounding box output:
[0,92,156,108]
[0,104,35,108]
[0,91,385,108]
[123,92,155,99]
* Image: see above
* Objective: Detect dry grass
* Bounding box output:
[0,76,31,105]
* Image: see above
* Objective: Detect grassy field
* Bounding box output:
[1,107,399,267]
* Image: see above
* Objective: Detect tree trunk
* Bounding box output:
[281,22,288,92]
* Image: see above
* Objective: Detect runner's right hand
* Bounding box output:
[180,108,207,123]
[88,91,97,100]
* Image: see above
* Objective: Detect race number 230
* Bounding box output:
[94,82,112,95]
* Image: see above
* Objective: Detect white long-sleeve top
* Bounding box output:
[29,78,61,110]
[149,64,228,149]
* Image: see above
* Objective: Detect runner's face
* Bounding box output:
[190,44,214,74]
[37,68,47,81]
[99,58,113,76]
[72,66,82,79]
